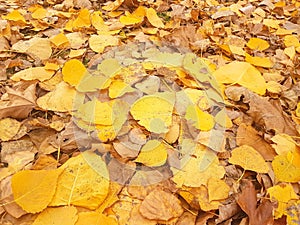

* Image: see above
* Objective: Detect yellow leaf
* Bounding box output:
[109,80,135,98]
[272,153,300,182]
[50,152,109,209]
[130,93,174,133]
[284,46,296,59]
[12,37,52,60]
[263,19,280,29]
[91,11,105,30]
[228,45,245,56]
[97,58,122,78]
[229,145,269,173]
[50,32,70,48]
[44,62,60,71]
[89,34,119,53]
[284,35,300,47]
[214,108,232,128]
[11,67,54,82]
[266,81,282,94]
[246,38,270,51]
[69,49,86,58]
[268,184,298,219]
[207,178,230,202]
[31,7,47,19]
[37,82,80,112]
[0,118,21,141]
[76,98,115,125]
[185,105,214,131]
[271,133,296,155]
[296,102,300,117]
[62,59,87,87]
[11,169,61,213]
[32,206,78,225]
[120,6,146,25]
[146,8,164,28]
[245,53,273,68]
[2,10,26,23]
[171,140,225,187]
[286,200,300,225]
[213,61,266,95]
[75,212,117,225]
[135,140,168,167]
[73,9,91,28]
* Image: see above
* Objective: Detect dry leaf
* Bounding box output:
[229,145,269,173]
[213,61,266,95]
[0,118,21,141]
[139,189,183,221]
[11,67,54,82]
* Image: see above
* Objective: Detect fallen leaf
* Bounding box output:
[245,53,273,68]
[146,8,164,28]
[272,153,300,182]
[37,82,80,112]
[11,67,54,82]
[213,61,267,95]
[225,86,298,136]
[0,118,21,141]
[2,10,26,23]
[229,145,269,173]
[207,177,230,202]
[134,140,168,167]
[11,169,61,213]
[75,212,117,225]
[247,38,270,51]
[62,59,87,87]
[139,189,183,221]
[50,152,109,210]
[89,34,119,53]
[32,206,78,225]
[72,8,91,28]
[185,104,214,131]
[130,93,174,133]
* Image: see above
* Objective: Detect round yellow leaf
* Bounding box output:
[130,94,174,133]
[89,34,119,53]
[135,140,168,167]
[272,153,300,182]
[12,169,61,213]
[62,59,87,87]
[11,67,54,82]
[229,145,269,173]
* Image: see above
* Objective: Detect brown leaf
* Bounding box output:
[0,82,36,119]
[236,123,276,160]
[225,86,298,136]
[237,180,273,225]
[139,189,183,221]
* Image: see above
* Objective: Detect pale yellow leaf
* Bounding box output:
[11,67,54,82]
[130,93,174,133]
[213,61,266,95]
[0,118,21,141]
[89,34,119,53]
[185,105,214,131]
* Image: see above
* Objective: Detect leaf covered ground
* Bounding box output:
[0,0,300,224]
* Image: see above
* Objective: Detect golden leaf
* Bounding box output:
[0,118,21,141]
[11,169,61,213]
[185,105,214,131]
[213,61,266,95]
[146,8,164,28]
[75,212,117,225]
[135,140,168,167]
[246,38,270,51]
[62,59,87,87]
[49,152,109,210]
[32,206,78,225]
[229,145,269,173]
[11,67,54,82]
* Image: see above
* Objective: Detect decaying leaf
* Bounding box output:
[139,189,183,221]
